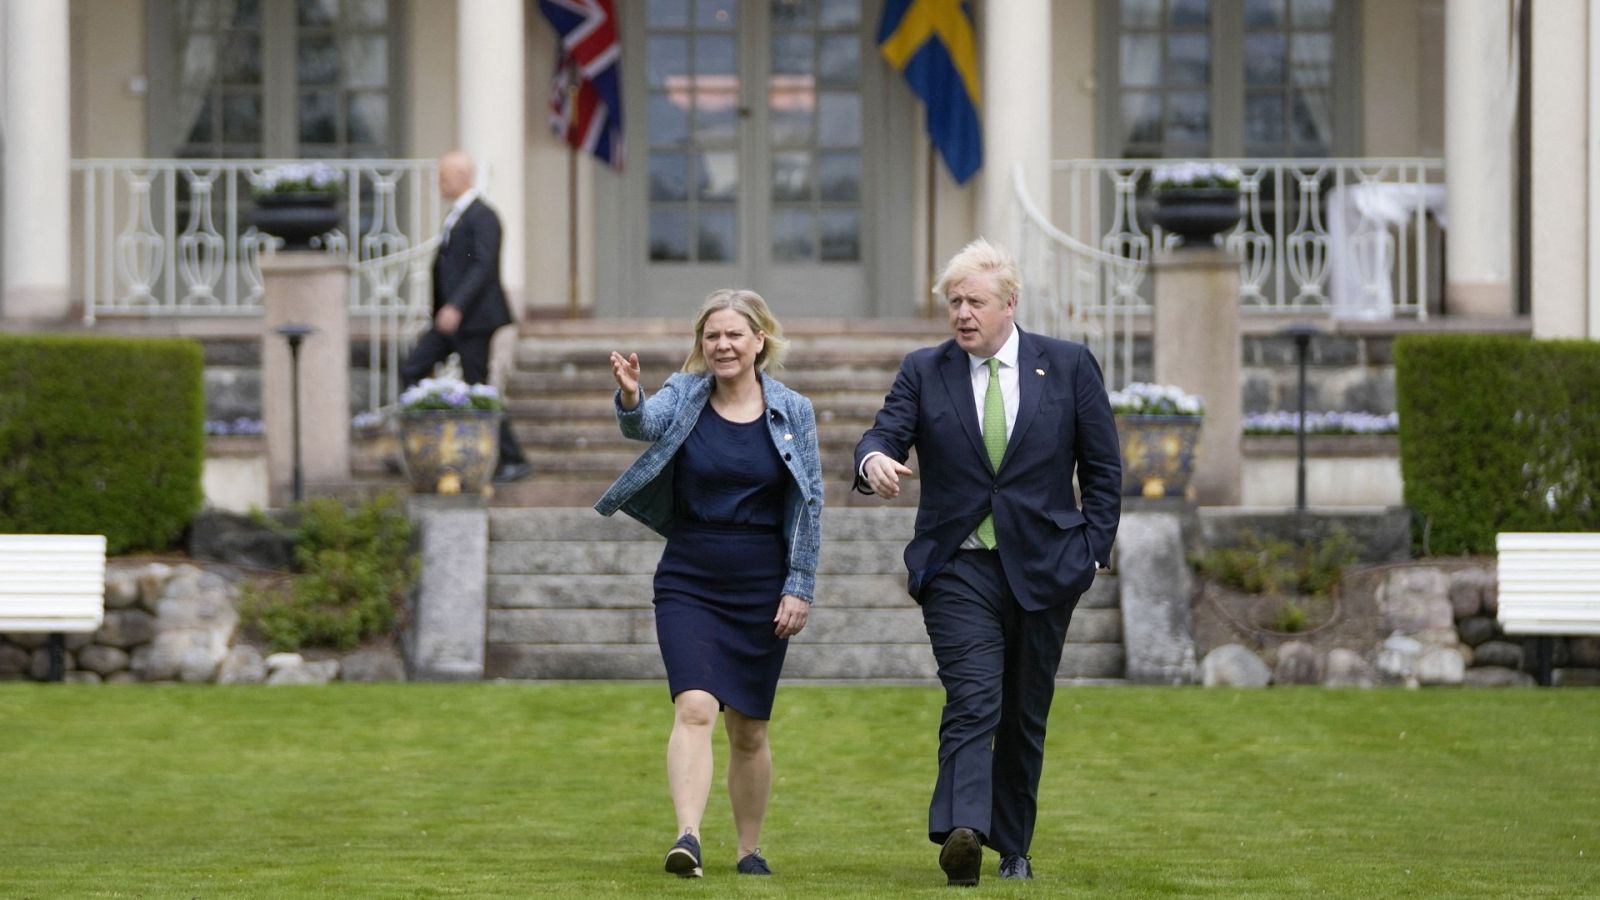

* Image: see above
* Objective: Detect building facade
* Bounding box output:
[0,0,1591,338]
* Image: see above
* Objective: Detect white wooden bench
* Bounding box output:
[0,535,107,681]
[1496,532,1600,685]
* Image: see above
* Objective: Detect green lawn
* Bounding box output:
[2,684,1596,898]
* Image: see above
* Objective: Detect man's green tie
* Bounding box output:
[977,357,1005,549]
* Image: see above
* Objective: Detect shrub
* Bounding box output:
[241,492,418,652]
[0,335,204,553]
[1395,335,1600,555]
[1190,528,1357,598]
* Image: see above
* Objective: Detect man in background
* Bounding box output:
[400,149,530,483]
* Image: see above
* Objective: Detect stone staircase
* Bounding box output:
[484,507,1124,681]
[395,318,1129,682]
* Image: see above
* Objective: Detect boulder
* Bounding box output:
[1473,640,1524,670]
[76,644,130,677]
[1323,648,1378,688]
[1417,647,1466,686]
[187,510,295,570]
[217,645,268,685]
[1455,616,1497,648]
[1448,567,1495,620]
[267,658,339,685]
[97,609,157,649]
[1376,568,1453,637]
[1201,644,1271,688]
[1373,633,1423,687]
[1272,641,1322,685]
[103,569,142,609]
[340,647,406,682]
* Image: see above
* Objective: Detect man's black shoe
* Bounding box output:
[492,461,531,483]
[999,855,1033,881]
[939,827,982,887]
[664,833,702,878]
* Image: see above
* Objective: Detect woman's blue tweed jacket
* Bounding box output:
[593,370,824,603]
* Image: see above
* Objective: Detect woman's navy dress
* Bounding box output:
[653,403,790,719]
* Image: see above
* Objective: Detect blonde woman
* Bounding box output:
[595,289,824,879]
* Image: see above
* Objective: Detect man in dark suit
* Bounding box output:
[400,150,529,482]
[854,238,1121,886]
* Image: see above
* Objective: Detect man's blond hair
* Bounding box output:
[933,237,1021,303]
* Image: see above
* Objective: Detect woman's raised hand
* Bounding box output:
[610,351,642,408]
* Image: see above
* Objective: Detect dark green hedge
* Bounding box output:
[0,335,205,553]
[1395,334,1600,555]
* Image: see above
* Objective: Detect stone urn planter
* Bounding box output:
[1115,414,1202,498]
[1153,187,1241,244]
[398,409,502,496]
[251,192,341,249]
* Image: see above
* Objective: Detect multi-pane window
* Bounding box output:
[296,0,392,158]
[1242,0,1334,156]
[646,0,740,262]
[1111,0,1343,158]
[173,0,266,158]
[166,0,394,159]
[768,0,862,263]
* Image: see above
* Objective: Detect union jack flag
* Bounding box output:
[540,0,624,169]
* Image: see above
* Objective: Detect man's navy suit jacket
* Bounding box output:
[853,328,1122,611]
[430,198,513,337]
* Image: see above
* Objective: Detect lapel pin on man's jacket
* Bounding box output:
[1035,368,1046,376]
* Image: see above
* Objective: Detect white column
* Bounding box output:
[2,0,72,320]
[978,0,1050,252]
[457,0,526,313]
[1531,0,1589,339]
[1443,0,1515,318]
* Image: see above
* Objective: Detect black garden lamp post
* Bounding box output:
[274,324,316,503]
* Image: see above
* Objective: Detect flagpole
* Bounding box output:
[925,139,938,318]
[567,143,580,318]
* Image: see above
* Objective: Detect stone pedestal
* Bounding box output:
[260,253,350,505]
[1116,510,1198,685]
[406,496,488,681]
[1152,248,1241,505]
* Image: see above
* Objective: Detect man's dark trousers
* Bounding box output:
[400,328,527,467]
[921,548,1074,856]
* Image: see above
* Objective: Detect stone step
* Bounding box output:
[503,395,894,422]
[487,606,1121,645]
[488,539,913,576]
[507,420,886,449]
[485,639,1123,681]
[487,506,916,542]
[489,573,919,609]
[484,478,921,508]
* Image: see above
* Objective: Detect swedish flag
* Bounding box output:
[877,0,983,185]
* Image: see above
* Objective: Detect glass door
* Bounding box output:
[608,0,874,318]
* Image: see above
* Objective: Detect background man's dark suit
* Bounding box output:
[854,326,1121,873]
[401,196,528,475]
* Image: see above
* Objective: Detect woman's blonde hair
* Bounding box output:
[682,288,789,373]
[932,237,1021,303]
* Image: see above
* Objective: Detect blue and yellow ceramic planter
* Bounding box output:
[398,409,502,495]
[1115,414,1202,499]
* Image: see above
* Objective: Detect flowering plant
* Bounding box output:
[398,376,504,412]
[1243,410,1398,435]
[253,162,343,197]
[1151,161,1242,194]
[1109,382,1205,417]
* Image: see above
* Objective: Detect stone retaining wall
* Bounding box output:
[0,561,403,684]
[1198,560,1600,688]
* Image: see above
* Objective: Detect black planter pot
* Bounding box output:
[251,192,341,249]
[1153,188,1241,245]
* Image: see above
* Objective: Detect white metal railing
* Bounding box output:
[353,236,438,412]
[1013,165,1147,391]
[72,158,440,322]
[1052,158,1445,319]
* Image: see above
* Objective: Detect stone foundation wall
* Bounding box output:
[1198,560,1600,688]
[0,561,403,685]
